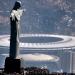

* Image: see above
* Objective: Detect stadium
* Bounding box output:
[0,34,75,73]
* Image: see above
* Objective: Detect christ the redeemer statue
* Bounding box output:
[10,1,23,58]
[4,1,25,73]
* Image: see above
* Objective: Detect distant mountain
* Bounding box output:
[0,0,75,35]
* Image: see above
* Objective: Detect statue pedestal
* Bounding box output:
[4,57,21,73]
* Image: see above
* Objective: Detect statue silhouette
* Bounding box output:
[10,1,23,58]
[4,1,25,73]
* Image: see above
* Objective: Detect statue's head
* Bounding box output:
[13,1,21,10]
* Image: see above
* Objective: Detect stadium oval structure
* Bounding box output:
[0,34,75,50]
[1,53,59,62]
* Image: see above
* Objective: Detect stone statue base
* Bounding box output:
[4,57,21,73]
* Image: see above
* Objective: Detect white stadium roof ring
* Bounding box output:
[0,34,75,50]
